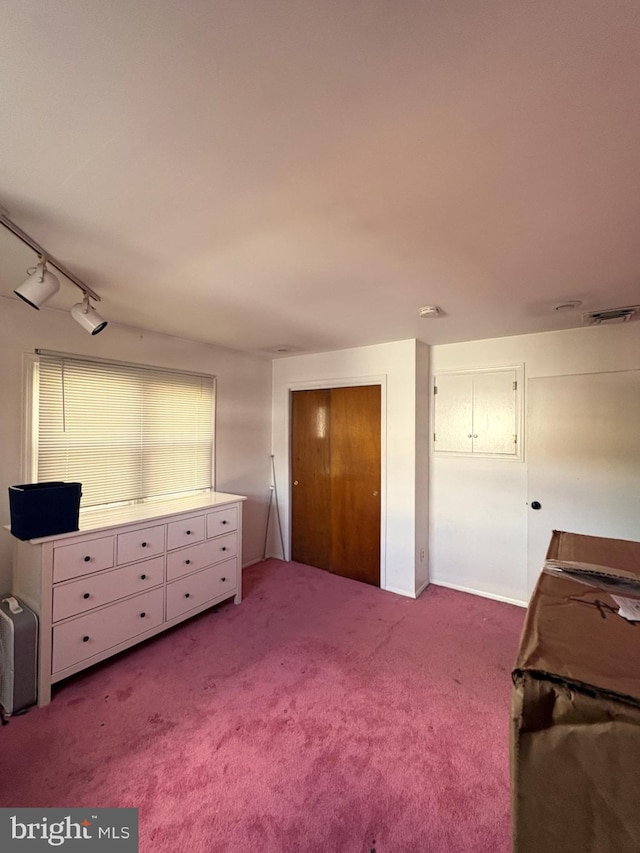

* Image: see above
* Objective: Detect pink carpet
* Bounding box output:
[0,560,524,852]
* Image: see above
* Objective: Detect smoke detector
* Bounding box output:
[419,305,442,318]
[582,305,639,326]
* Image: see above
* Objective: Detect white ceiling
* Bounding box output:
[2,0,640,357]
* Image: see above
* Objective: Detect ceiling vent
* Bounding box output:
[582,305,639,326]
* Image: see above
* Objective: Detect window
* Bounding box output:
[30,351,215,509]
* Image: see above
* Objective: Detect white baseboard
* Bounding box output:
[415,577,430,598]
[243,560,525,608]
[242,557,267,569]
[250,561,430,602]
[382,584,418,599]
[430,579,527,608]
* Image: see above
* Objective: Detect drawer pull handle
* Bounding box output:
[185,559,191,565]
[222,520,228,525]
[140,612,146,618]
[141,541,148,548]
[140,574,147,580]
[184,592,191,598]
[83,592,90,600]
[221,546,227,551]
[221,577,227,582]
[83,556,91,562]
[82,635,90,643]
[186,529,192,535]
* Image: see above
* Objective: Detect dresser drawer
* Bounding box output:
[166,532,238,581]
[53,536,115,583]
[117,524,165,565]
[206,505,238,538]
[52,587,164,674]
[167,514,205,551]
[166,558,237,621]
[52,555,165,622]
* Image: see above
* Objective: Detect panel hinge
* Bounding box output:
[513,434,518,443]
[513,380,517,391]
[433,385,438,395]
[433,432,437,442]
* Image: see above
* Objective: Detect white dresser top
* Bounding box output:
[13,491,246,543]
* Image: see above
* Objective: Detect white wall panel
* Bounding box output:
[272,339,429,598]
[430,322,640,605]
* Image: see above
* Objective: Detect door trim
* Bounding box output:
[285,374,387,590]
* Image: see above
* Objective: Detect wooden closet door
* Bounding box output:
[290,389,332,570]
[290,385,381,586]
[330,385,381,586]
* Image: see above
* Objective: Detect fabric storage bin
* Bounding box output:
[8,482,82,540]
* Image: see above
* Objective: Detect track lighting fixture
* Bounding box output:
[1,208,108,335]
[71,294,108,335]
[13,257,61,309]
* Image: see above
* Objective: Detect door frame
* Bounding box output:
[285,374,388,589]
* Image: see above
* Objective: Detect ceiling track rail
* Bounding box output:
[0,209,100,303]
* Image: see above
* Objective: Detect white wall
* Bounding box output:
[0,297,272,592]
[272,338,430,598]
[430,322,640,606]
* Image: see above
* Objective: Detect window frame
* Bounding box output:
[23,350,217,510]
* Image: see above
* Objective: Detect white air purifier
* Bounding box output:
[0,595,38,716]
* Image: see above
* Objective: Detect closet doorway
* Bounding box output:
[290,385,381,586]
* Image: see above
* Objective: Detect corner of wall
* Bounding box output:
[414,340,430,591]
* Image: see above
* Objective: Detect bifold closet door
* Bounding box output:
[290,389,332,571]
[290,385,381,586]
[329,385,381,585]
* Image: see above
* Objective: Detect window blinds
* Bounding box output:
[35,353,215,509]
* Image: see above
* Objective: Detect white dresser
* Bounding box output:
[10,491,246,706]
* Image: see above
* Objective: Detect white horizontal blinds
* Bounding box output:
[36,354,214,508]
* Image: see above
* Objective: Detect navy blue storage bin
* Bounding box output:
[8,482,82,540]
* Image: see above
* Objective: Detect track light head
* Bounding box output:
[71,294,108,335]
[14,259,60,309]
[3,213,106,333]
